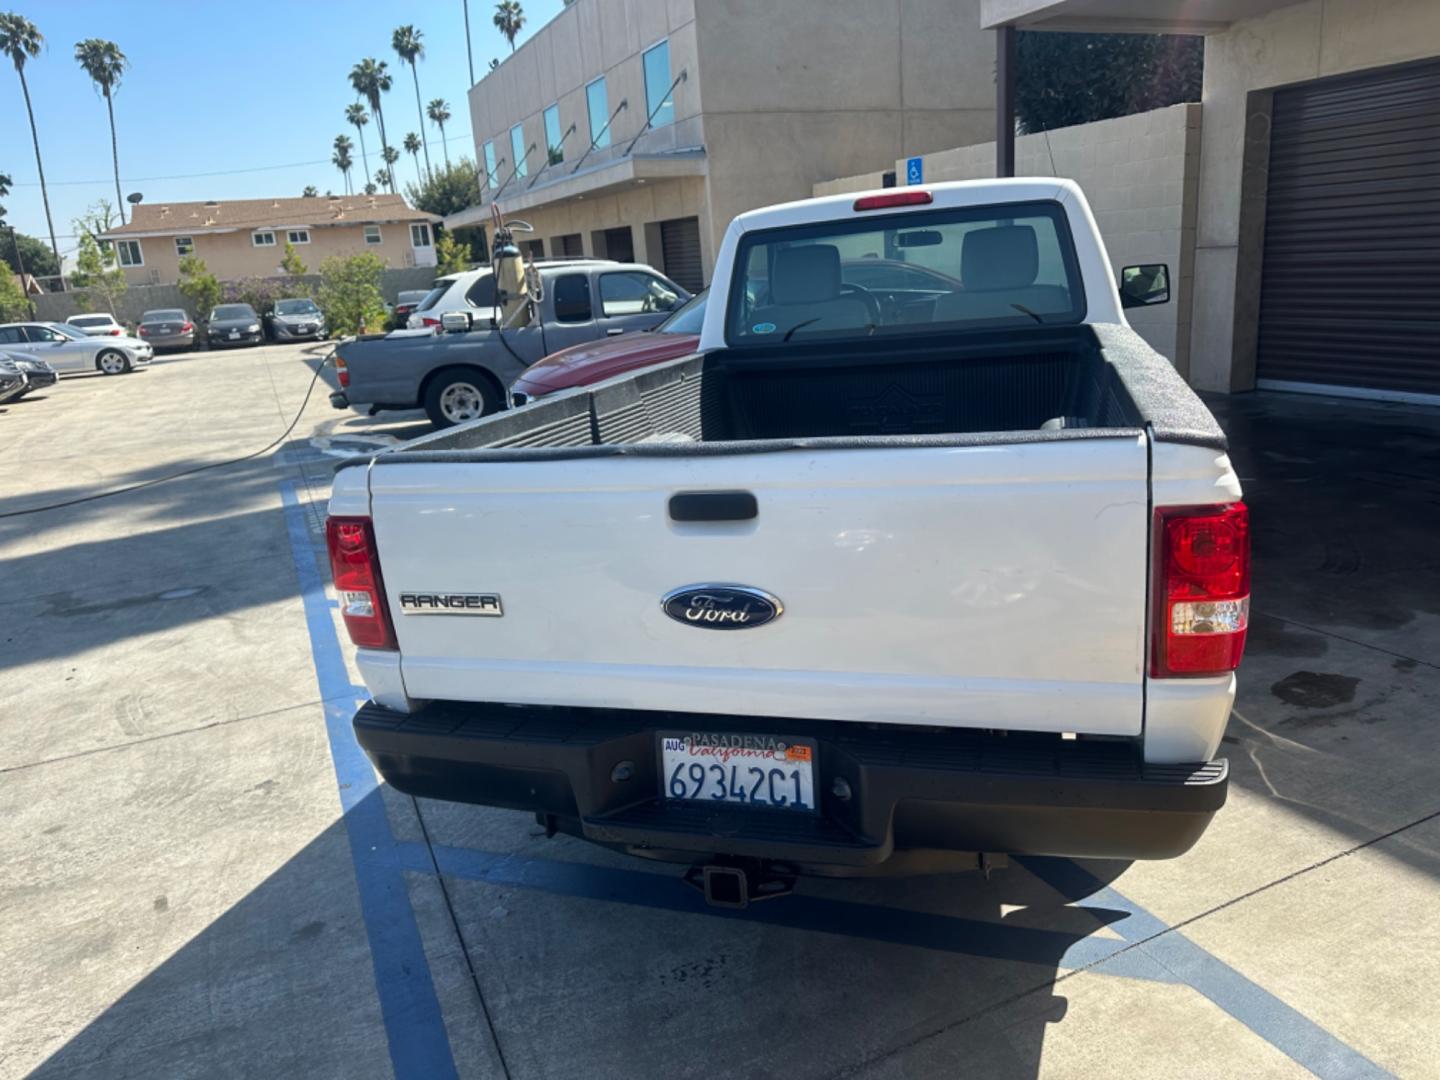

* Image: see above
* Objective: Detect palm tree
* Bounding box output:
[427,98,452,166]
[332,134,355,194]
[373,167,392,191]
[0,13,59,266]
[462,0,474,85]
[391,25,431,179]
[345,103,373,191]
[381,145,400,193]
[348,58,394,186]
[493,1,525,53]
[74,39,129,225]
[403,132,423,186]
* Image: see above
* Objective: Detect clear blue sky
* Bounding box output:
[0,0,564,267]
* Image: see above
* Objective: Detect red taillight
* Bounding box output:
[335,357,350,388]
[421,316,440,328]
[181,322,194,333]
[1152,503,1250,678]
[854,190,933,211]
[325,516,396,650]
[138,326,150,336]
[109,327,122,335]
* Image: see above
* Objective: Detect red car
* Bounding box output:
[510,291,706,404]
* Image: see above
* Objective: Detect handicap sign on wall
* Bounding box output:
[906,156,923,185]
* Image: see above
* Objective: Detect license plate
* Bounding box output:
[228,330,240,339]
[660,732,816,812]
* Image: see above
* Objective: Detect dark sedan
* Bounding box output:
[206,304,264,348]
[3,353,58,398]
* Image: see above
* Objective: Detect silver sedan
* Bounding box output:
[0,321,153,375]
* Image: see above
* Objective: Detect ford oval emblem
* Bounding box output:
[662,584,783,630]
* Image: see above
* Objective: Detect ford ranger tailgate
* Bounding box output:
[366,435,1148,736]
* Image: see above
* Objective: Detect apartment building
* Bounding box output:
[446,0,997,291]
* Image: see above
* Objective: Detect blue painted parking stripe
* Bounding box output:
[280,481,460,1080]
[1022,858,1396,1080]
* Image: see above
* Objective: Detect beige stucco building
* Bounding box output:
[99,195,442,286]
[981,0,1440,401]
[447,0,998,292]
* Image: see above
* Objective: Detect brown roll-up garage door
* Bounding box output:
[660,216,705,293]
[1257,58,1440,396]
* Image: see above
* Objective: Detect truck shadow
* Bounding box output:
[22,786,1136,1080]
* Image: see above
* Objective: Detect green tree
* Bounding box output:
[392,25,431,179]
[74,38,130,224]
[493,1,525,52]
[404,158,481,219]
[0,13,60,265]
[345,102,373,191]
[317,251,386,336]
[373,166,392,191]
[381,143,400,193]
[349,58,394,191]
[1015,32,1203,134]
[332,134,355,195]
[280,240,307,276]
[70,232,127,314]
[433,229,469,274]
[0,228,60,279]
[0,265,29,320]
[427,98,451,166]
[302,185,318,197]
[178,254,221,320]
[403,132,423,186]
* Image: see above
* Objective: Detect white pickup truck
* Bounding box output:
[328,179,1248,903]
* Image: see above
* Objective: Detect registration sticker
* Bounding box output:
[752,321,776,334]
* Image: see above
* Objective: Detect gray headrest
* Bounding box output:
[771,245,842,305]
[962,225,1038,291]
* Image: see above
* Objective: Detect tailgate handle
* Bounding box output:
[669,491,758,522]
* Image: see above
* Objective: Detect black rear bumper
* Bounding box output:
[354,700,1227,869]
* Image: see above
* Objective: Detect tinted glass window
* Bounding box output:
[414,282,453,313]
[212,305,256,320]
[0,327,24,344]
[552,274,592,323]
[543,104,564,164]
[143,310,187,321]
[464,275,497,308]
[599,272,681,317]
[658,290,706,334]
[727,200,1084,345]
[510,124,527,179]
[585,78,610,149]
[71,315,112,327]
[642,41,674,129]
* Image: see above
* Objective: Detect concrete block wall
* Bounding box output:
[813,104,1203,377]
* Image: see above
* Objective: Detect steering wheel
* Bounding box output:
[839,282,882,326]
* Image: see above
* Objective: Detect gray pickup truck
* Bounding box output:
[331,260,691,428]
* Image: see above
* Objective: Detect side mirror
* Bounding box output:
[1119,264,1170,309]
[440,311,473,333]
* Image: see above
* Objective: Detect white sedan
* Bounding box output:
[0,321,153,375]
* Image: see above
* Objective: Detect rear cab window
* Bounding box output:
[726,200,1085,346]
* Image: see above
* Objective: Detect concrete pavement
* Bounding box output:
[1,349,1436,1078]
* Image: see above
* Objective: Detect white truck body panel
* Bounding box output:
[366,436,1150,735]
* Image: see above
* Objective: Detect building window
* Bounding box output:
[510,123,528,179]
[642,40,674,129]
[410,223,433,248]
[525,239,545,259]
[483,141,498,189]
[253,230,276,247]
[543,103,564,165]
[116,239,143,267]
[174,236,194,256]
[585,76,610,150]
[364,225,383,245]
[287,229,311,245]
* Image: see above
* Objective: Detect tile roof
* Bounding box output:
[100,193,440,237]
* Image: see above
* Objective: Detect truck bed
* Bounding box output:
[380,324,1223,459]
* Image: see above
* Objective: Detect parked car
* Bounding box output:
[389,289,431,330]
[265,298,327,342]
[137,309,196,352]
[0,357,31,405]
[0,353,58,398]
[335,262,690,427]
[0,321,152,374]
[405,258,604,330]
[206,304,264,348]
[330,179,1240,902]
[510,290,707,405]
[66,312,125,337]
